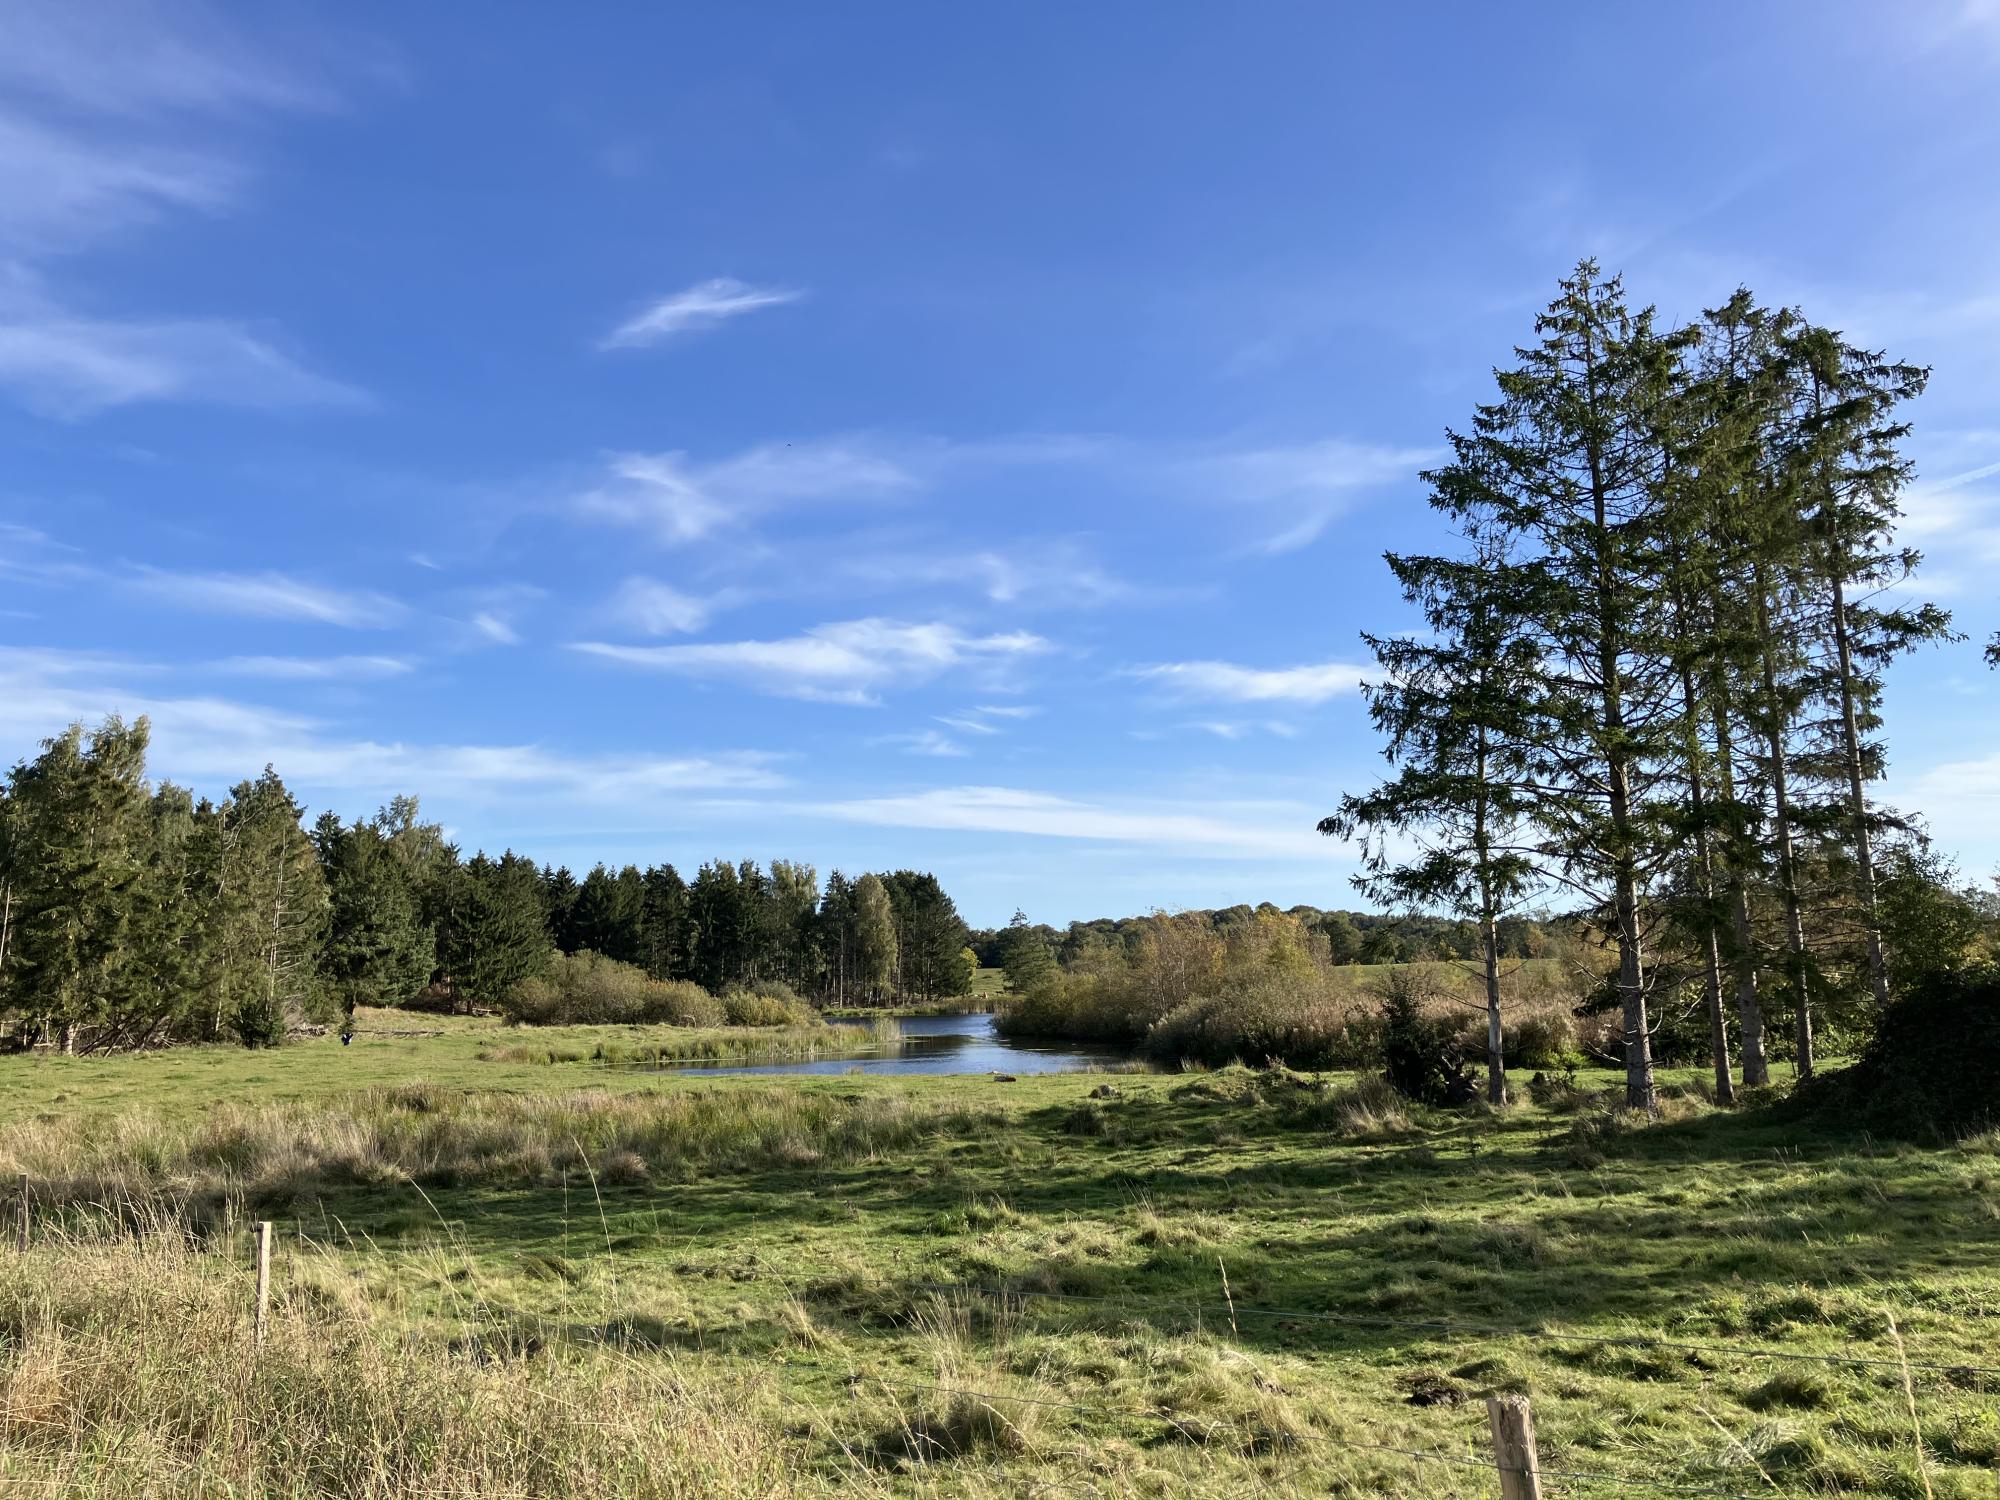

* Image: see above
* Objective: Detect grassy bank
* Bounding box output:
[0,1008,902,1121]
[1,1031,1996,1495]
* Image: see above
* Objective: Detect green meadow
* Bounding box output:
[1,1016,1994,1497]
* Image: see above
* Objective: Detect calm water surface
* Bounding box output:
[646,1011,1133,1077]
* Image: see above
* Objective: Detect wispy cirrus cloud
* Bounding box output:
[1129,658,1367,705]
[126,567,404,628]
[0,2,362,416]
[608,576,726,635]
[878,728,971,758]
[935,703,1039,737]
[569,428,1428,567]
[0,279,367,416]
[1190,437,1439,553]
[574,442,918,545]
[571,618,1050,705]
[600,277,803,350]
[804,785,1328,858]
[211,654,414,680]
[841,539,1158,609]
[0,645,788,811]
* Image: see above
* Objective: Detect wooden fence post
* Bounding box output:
[1487,1393,1544,1500]
[15,1174,26,1252]
[252,1220,273,1348]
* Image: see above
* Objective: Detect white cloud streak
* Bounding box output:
[805,786,1328,859]
[1130,659,1367,705]
[0,3,359,414]
[1190,437,1439,553]
[211,654,414,680]
[600,277,803,349]
[609,576,720,636]
[574,442,917,546]
[127,567,404,628]
[0,646,789,811]
[571,618,1049,705]
[0,288,366,416]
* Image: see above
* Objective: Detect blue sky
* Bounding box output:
[2,2,1998,927]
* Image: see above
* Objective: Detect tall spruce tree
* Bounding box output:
[882,870,973,1002]
[317,817,434,1017]
[1322,530,1540,1105]
[437,852,548,1011]
[1428,263,1688,1110]
[2,719,151,1051]
[639,863,692,980]
[1782,323,1951,1014]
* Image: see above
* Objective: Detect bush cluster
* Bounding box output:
[500,951,727,1027]
[718,979,817,1027]
[998,910,1598,1080]
[1793,964,2000,1141]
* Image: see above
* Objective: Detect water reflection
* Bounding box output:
[643,1011,1133,1077]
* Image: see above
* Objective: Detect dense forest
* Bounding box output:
[0,722,972,1052]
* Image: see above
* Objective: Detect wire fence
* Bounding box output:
[863,1374,1763,1498]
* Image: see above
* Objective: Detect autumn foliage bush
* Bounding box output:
[999,910,1596,1075]
[501,951,726,1027]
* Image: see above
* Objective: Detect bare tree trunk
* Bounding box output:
[1707,697,1769,1085]
[1590,441,1655,1113]
[1668,568,1736,1105]
[1826,559,1891,1012]
[1482,900,1505,1106]
[1754,574,1814,1080]
[1687,753,1735,1104]
[1473,723,1507,1105]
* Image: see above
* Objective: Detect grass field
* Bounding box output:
[1,1016,1995,1497]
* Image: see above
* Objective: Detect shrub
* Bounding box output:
[500,951,726,1027]
[720,980,815,1027]
[1378,969,1476,1104]
[996,968,1164,1043]
[1792,963,2000,1140]
[1506,1010,1579,1068]
[1142,973,1378,1071]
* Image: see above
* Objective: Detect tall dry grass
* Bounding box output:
[0,1215,788,1497]
[0,1084,995,1219]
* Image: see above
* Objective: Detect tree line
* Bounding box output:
[1327,263,1966,1112]
[973,904,1567,975]
[0,720,972,1051]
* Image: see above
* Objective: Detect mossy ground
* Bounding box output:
[1,1017,1995,1496]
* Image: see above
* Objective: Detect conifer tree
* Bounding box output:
[997,909,1055,991]
[2,719,151,1051]
[540,865,580,951]
[1782,323,1951,1013]
[639,863,691,981]
[437,852,547,1011]
[1428,263,1687,1110]
[318,818,434,1016]
[882,870,973,1002]
[1323,530,1540,1104]
[216,769,330,1044]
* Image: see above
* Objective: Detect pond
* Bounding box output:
[644,1011,1135,1077]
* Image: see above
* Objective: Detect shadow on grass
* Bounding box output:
[250,1079,2000,1389]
